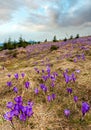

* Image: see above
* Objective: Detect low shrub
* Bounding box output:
[50,45,59,51]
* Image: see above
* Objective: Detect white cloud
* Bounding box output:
[0,0,91,42]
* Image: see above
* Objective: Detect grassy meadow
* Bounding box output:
[0,36,91,130]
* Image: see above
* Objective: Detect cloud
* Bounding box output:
[0,0,91,27]
[0,0,23,23]
[16,0,91,33]
[0,0,91,41]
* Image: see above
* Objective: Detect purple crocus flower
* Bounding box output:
[14,73,19,80]
[63,72,66,78]
[73,59,77,63]
[53,72,58,77]
[11,109,19,116]
[40,84,47,92]
[52,94,56,100]
[47,95,52,102]
[75,69,80,73]
[42,86,47,93]
[82,53,85,60]
[19,114,26,121]
[6,102,14,109]
[64,109,70,118]
[46,66,51,74]
[26,109,33,117]
[40,84,44,89]
[21,106,27,113]
[20,105,33,120]
[7,74,11,78]
[42,70,45,73]
[14,96,23,104]
[64,74,69,84]
[47,94,56,102]
[51,82,55,87]
[42,75,48,81]
[71,73,76,82]
[4,111,14,121]
[37,70,40,73]
[67,88,72,94]
[81,102,90,116]
[7,81,12,87]
[21,73,25,78]
[25,81,30,89]
[13,87,18,93]
[34,88,39,94]
[77,55,81,60]
[4,97,34,122]
[74,96,78,102]
[69,76,72,81]
[27,101,34,107]
[50,75,55,81]
[34,68,40,73]
[14,104,21,112]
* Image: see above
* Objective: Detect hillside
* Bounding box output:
[0,36,91,130]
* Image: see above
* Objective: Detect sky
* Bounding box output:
[0,0,91,43]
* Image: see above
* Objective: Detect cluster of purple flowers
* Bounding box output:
[63,70,76,84]
[7,72,25,80]
[63,67,90,119]
[67,88,72,94]
[42,75,48,81]
[41,66,58,85]
[64,96,90,118]
[4,96,33,121]
[4,45,91,125]
[14,73,25,79]
[47,94,56,102]
[76,53,85,61]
